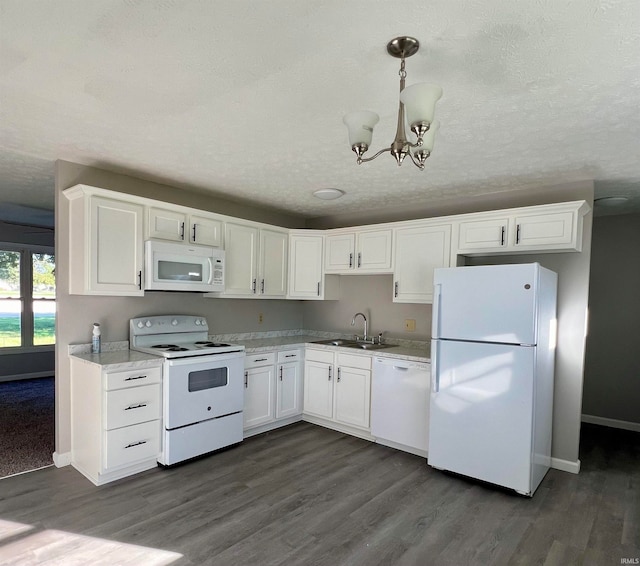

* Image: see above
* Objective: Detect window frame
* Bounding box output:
[0,242,55,354]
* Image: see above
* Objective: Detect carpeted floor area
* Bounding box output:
[0,377,55,478]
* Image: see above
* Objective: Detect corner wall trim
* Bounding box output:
[52,451,71,468]
[550,457,580,474]
[582,414,640,433]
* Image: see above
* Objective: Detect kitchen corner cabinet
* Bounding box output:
[244,350,303,434]
[147,206,222,247]
[303,348,372,431]
[221,222,288,298]
[393,223,452,304]
[456,201,590,255]
[287,232,340,300]
[324,229,393,274]
[64,186,144,296]
[70,357,163,486]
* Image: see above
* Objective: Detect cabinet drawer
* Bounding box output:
[305,348,335,364]
[105,366,162,390]
[245,352,276,368]
[277,349,301,363]
[336,352,371,370]
[104,420,160,470]
[105,384,161,430]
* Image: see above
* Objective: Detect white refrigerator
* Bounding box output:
[428,263,557,496]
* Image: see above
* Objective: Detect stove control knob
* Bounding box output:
[137,321,144,329]
[171,319,178,326]
[195,319,201,325]
[145,320,152,328]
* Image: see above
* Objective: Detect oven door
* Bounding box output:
[164,352,245,430]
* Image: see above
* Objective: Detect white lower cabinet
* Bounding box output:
[303,347,372,433]
[243,349,303,435]
[70,357,163,486]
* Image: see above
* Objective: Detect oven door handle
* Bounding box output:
[166,351,245,367]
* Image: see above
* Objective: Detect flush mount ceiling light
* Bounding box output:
[594,196,629,207]
[313,188,345,200]
[343,36,443,171]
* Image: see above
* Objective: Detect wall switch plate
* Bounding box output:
[404,319,416,332]
[258,313,263,324]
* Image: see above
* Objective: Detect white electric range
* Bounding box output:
[130,315,245,466]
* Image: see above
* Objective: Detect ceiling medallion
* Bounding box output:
[343,36,443,170]
[313,188,345,200]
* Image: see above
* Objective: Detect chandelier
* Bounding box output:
[343,36,442,170]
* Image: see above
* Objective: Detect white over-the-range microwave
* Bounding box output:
[144,240,225,292]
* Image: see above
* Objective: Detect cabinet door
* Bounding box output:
[334,366,371,429]
[244,366,275,429]
[224,222,259,296]
[325,233,356,272]
[90,197,144,295]
[259,229,288,297]
[357,230,393,272]
[303,360,334,419]
[288,234,324,299]
[393,224,451,303]
[190,214,223,247]
[457,217,510,252]
[513,211,575,250]
[148,207,187,242]
[276,362,302,419]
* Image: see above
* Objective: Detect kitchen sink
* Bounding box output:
[343,343,394,350]
[311,339,394,350]
[311,339,358,346]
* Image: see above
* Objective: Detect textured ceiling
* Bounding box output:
[1,0,640,227]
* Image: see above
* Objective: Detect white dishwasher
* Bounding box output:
[371,357,431,457]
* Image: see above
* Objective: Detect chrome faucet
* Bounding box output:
[351,312,368,342]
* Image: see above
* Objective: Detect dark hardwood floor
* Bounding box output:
[0,422,638,565]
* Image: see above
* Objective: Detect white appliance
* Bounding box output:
[144,240,224,292]
[372,357,431,457]
[428,263,557,496]
[130,315,245,466]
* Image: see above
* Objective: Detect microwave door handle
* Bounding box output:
[207,258,214,284]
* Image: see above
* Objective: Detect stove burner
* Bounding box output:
[152,344,177,349]
[195,341,231,347]
[166,347,189,352]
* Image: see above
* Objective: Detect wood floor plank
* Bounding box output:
[0,422,637,565]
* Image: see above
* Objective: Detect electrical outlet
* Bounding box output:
[404,319,416,332]
[258,313,264,324]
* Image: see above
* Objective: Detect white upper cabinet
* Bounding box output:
[393,223,452,304]
[456,201,590,255]
[221,222,288,298]
[147,206,222,247]
[65,186,144,296]
[288,231,339,300]
[325,229,393,274]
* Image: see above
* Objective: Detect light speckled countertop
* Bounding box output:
[236,335,430,363]
[69,349,164,370]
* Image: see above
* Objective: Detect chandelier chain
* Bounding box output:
[399,58,407,79]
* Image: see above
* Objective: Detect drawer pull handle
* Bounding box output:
[254,358,268,362]
[285,354,296,358]
[124,440,147,449]
[124,403,147,411]
[125,375,147,381]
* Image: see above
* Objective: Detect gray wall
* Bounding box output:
[302,275,431,341]
[54,161,305,456]
[582,213,640,424]
[0,220,55,380]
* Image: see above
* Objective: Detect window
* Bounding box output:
[0,246,55,349]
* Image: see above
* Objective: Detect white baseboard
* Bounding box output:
[52,451,71,468]
[582,414,640,433]
[550,457,581,474]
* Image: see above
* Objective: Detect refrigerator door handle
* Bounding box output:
[433,284,442,339]
[431,340,440,393]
